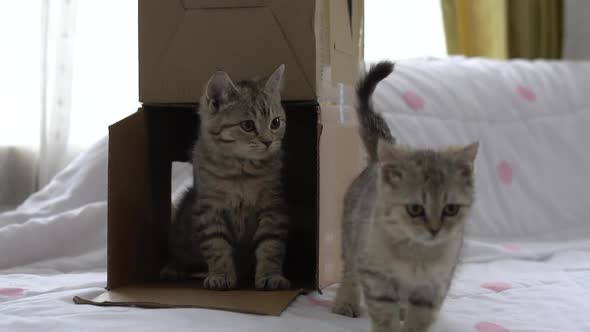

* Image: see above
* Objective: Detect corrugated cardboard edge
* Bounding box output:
[317,105,364,288]
[73,288,303,317]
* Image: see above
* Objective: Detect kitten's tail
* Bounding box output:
[356,61,396,162]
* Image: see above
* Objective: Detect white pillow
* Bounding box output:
[371,58,590,242]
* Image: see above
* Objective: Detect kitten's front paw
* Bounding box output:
[255,274,290,290]
[203,272,237,290]
[332,302,360,318]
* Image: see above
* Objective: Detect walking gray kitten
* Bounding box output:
[332,61,478,332]
[161,64,290,291]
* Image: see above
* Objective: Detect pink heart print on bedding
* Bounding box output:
[517,85,536,102]
[0,287,25,298]
[307,296,334,308]
[481,282,512,293]
[503,243,521,251]
[475,321,511,332]
[497,161,513,185]
[402,90,425,111]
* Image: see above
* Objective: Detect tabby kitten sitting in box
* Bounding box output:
[332,61,478,332]
[161,64,290,291]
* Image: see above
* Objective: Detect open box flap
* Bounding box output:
[107,110,163,289]
[74,283,302,316]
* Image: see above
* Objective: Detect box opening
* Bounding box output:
[109,102,319,290]
[86,102,320,315]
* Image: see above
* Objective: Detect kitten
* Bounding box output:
[332,61,478,332]
[161,64,291,291]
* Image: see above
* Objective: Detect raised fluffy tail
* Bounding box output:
[356,61,396,162]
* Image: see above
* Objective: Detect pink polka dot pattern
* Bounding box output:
[475,322,510,332]
[307,296,334,308]
[517,86,536,102]
[503,243,521,251]
[402,91,425,111]
[497,161,513,185]
[481,282,512,293]
[0,288,25,298]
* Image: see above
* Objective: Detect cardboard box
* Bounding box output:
[74,102,363,315]
[75,0,365,316]
[139,0,364,103]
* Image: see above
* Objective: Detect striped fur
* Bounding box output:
[332,62,479,332]
[161,65,290,290]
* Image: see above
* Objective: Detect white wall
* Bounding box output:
[364,0,447,62]
[563,0,590,60]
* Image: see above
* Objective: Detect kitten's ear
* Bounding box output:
[461,142,479,162]
[454,141,479,175]
[264,64,285,97]
[206,71,238,107]
[378,139,404,183]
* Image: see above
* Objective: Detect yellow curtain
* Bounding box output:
[441,0,563,59]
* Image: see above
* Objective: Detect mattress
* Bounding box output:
[2,57,590,331]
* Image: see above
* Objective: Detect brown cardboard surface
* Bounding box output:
[107,110,160,289]
[317,105,364,288]
[106,108,197,290]
[74,283,301,316]
[139,0,364,103]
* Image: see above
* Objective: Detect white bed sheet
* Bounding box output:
[1,251,590,332]
[2,58,590,331]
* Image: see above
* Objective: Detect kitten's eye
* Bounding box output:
[270,117,281,130]
[443,204,461,217]
[240,120,256,132]
[406,204,425,218]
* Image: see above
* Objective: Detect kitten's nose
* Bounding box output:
[428,228,440,237]
[262,140,272,148]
